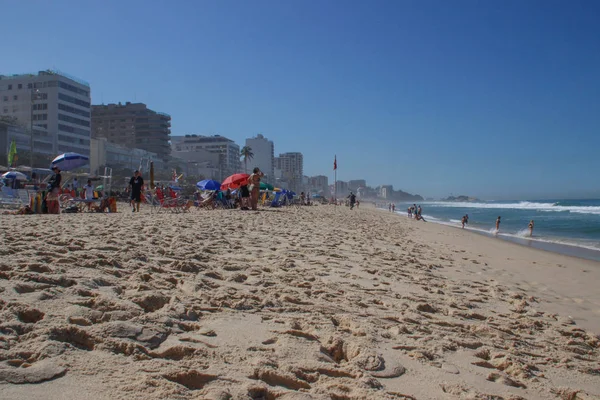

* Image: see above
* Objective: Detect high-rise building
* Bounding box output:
[348,180,367,191]
[308,175,329,196]
[0,70,92,160]
[91,102,171,161]
[275,152,303,192]
[244,134,274,183]
[171,135,240,180]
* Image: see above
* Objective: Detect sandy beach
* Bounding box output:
[0,204,599,400]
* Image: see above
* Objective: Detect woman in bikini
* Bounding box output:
[528,220,534,237]
[248,167,264,211]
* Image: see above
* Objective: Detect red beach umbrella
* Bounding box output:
[220,173,249,190]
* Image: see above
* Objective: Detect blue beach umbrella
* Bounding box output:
[50,152,89,171]
[1,171,28,180]
[196,179,221,191]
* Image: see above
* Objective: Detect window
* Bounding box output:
[7,84,12,90]
[58,102,90,117]
[13,95,17,100]
[59,81,89,97]
[18,84,22,89]
[58,93,90,108]
[2,108,7,113]
[27,83,32,89]
[58,113,90,127]
[2,96,7,101]
[58,124,89,137]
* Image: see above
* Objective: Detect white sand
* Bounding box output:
[0,204,598,399]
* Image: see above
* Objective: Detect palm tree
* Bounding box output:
[240,146,254,173]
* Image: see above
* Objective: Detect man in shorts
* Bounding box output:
[128,170,144,212]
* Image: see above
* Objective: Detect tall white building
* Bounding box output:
[275,152,303,192]
[0,70,91,161]
[171,134,240,181]
[245,134,274,183]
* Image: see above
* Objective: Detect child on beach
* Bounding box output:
[495,216,501,234]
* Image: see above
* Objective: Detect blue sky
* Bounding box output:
[2,0,599,199]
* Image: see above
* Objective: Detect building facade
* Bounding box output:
[91,102,171,161]
[348,179,367,191]
[0,121,55,166]
[171,135,240,180]
[275,152,303,192]
[308,175,329,196]
[0,70,92,160]
[90,137,165,176]
[244,134,274,183]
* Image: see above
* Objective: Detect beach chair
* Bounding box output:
[0,187,21,209]
[167,187,192,213]
[153,188,188,213]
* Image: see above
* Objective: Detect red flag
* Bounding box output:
[334,155,337,170]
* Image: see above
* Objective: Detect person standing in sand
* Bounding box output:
[46,166,62,214]
[528,220,534,237]
[128,170,144,212]
[495,216,501,233]
[248,167,264,211]
[84,179,94,212]
[461,215,467,228]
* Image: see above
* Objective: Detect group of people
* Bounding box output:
[408,204,425,221]
[127,167,267,212]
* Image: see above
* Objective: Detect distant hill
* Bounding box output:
[442,195,480,202]
[394,190,424,202]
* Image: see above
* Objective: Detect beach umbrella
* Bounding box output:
[149,161,155,190]
[1,171,27,180]
[95,185,104,190]
[220,173,249,190]
[260,182,274,191]
[196,179,221,191]
[169,185,182,191]
[51,152,89,171]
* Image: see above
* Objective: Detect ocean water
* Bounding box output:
[391,199,600,259]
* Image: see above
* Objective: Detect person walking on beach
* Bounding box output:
[248,167,264,211]
[391,203,395,213]
[495,216,501,233]
[348,192,356,209]
[461,215,467,228]
[417,205,422,218]
[128,170,144,212]
[528,220,534,237]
